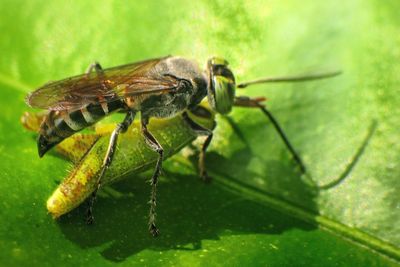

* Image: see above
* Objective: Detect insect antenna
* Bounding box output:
[234,96,306,173]
[237,70,341,88]
[316,120,378,189]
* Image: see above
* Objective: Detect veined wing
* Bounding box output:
[26,56,179,111]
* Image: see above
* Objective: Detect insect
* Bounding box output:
[25,56,340,236]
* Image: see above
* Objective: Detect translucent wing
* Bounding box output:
[26,56,179,111]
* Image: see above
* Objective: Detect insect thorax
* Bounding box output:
[129,57,208,119]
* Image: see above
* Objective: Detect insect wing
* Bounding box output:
[26,57,179,111]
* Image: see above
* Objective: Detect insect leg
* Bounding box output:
[234,96,306,173]
[141,119,163,237]
[85,61,104,77]
[182,112,214,182]
[86,110,135,224]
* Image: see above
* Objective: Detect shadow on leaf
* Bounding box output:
[58,146,318,262]
[48,106,376,262]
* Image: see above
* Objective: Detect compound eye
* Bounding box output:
[209,75,235,114]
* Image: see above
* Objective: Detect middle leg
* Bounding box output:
[86,110,135,224]
[141,118,164,237]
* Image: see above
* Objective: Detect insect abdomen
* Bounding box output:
[38,100,124,157]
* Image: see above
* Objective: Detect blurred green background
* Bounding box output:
[1,0,400,266]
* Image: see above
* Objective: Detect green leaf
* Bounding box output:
[1,0,399,266]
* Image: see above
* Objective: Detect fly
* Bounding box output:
[25,56,340,236]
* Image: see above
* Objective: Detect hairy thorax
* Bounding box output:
[127,91,192,119]
[126,56,208,120]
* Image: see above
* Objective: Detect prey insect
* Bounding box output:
[25,56,340,236]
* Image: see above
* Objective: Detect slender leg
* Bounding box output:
[199,135,213,182]
[141,119,163,237]
[86,61,104,77]
[182,112,213,182]
[234,96,306,173]
[86,110,135,224]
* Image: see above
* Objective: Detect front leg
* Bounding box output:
[234,96,306,173]
[141,118,163,237]
[86,110,135,224]
[182,112,213,182]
